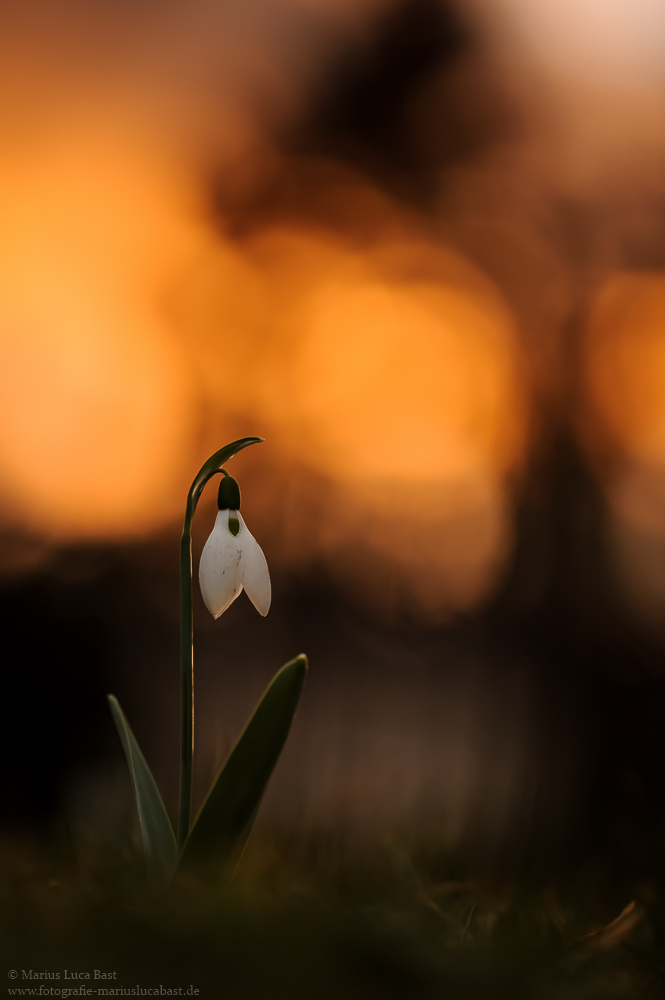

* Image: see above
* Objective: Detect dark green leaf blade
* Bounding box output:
[180,654,307,874]
[107,695,177,886]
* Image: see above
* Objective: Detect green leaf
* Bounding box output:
[179,654,307,875]
[107,695,177,887]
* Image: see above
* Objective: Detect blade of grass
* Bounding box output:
[108,695,177,887]
[179,654,307,875]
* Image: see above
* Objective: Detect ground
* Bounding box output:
[3,832,664,999]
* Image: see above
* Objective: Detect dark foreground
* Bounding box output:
[3,833,664,999]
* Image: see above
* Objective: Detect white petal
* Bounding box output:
[199,510,244,618]
[237,512,271,616]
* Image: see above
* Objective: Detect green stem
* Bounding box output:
[177,497,196,853]
[175,436,264,854]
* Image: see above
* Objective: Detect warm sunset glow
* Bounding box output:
[0,115,528,612]
[584,272,665,619]
[0,127,202,537]
[241,228,526,488]
[292,279,521,483]
[585,272,665,468]
[0,0,540,619]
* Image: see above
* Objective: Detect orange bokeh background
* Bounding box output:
[2,0,665,619]
[0,112,529,614]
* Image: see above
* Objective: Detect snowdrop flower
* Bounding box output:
[199,472,271,618]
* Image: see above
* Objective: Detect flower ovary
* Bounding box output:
[218,474,241,511]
